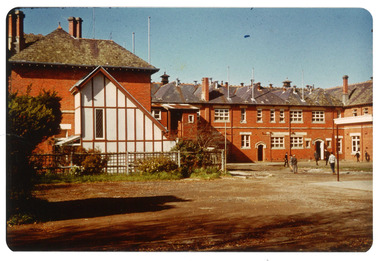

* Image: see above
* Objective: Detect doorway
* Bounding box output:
[257,145,263,161]
[315,140,325,159]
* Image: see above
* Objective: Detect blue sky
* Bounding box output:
[15,7,373,88]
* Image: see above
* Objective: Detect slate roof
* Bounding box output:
[325,80,373,106]
[9,28,158,72]
[152,81,343,107]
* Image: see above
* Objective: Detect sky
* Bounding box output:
[3,4,373,90]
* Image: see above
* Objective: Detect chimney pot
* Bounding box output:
[75,17,83,38]
[68,17,76,37]
[342,75,349,105]
[8,10,25,54]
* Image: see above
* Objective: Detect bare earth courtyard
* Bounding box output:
[7,162,373,251]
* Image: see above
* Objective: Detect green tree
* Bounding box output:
[7,89,62,199]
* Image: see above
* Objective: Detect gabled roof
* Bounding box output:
[152,81,342,107]
[326,80,373,106]
[9,28,158,73]
[71,66,167,133]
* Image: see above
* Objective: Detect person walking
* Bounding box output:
[355,152,360,162]
[291,154,298,174]
[328,152,336,175]
[314,151,319,166]
[284,152,289,167]
[325,150,330,166]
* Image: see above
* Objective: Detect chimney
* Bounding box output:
[342,75,349,105]
[257,82,262,91]
[8,10,25,54]
[68,17,77,37]
[225,82,229,88]
[202,77,210,101]
[269,83,273,89]
[75,17,83,38]
[160,72,169,85]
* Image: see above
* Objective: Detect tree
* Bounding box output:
[7,88,62,198]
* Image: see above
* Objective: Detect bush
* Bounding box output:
[81,149,108,175]
[136,156,178,174]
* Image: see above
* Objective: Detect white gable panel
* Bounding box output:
[118,109,126,140]
[82,108,93,140]
[154,125,162,140]
[163,140,176,152]
[154,142,162,152]
[118,89,125,107]
[106,108,117,140]
[107,142,117,153]
[94,142,106,152]
[145,117,153,140]
[127,142,135,152]
[105,79,117,107]
[81,81,92,106]
[75,108,81,135]
[74,92,81,108]
[127,109,135,140]
[118,142,126,153]
[126,98,136,108]
[93,74,105,107]
[136,142,144,152]
[82,142,93,150]
[135,110,144,140]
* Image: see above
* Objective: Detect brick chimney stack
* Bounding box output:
[160,72,170,85]
[342,75,349,105]
[68,17,83,38]
[202,77,210,101]
[8,10,25,54]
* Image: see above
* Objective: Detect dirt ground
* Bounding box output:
[6,161,373,251]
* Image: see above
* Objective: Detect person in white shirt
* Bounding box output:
[328,153,336,175]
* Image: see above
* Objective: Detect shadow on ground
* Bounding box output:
[21,195,190,222]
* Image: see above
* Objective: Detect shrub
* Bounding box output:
[81,149,108,175]
[136,156,178,174]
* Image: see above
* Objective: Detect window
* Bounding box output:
[279,109,285,123]
[337,138,342,153]
[152,109,161,120]
[241,135,250,149]
[271,137,284,149]
[290,110,303,122]
[290,137,303,148]
[188,115,194,123]
[337,110,341,118]
[257,109,263,122]
[353,109,358,117]
[95,109,104,139]
[241,108,247,123]
[364,108,369,114]
[312,111,325,123]
[352,136,360,153]
[270,109,275,123]
[214,108,229,122]
[326,139,332,148]
[305,140,311,148]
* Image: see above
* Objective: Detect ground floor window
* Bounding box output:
[241,135,250,149]
[290,137,303,148]
[95,109,104,139]
[351,136,360,153]
[271,136,284,149]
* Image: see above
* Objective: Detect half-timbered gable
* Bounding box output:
[70,66,175,153]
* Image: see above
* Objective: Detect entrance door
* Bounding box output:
[257,145,263,161]
[315,141,324,159]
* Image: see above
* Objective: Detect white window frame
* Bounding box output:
[270,109,276,123]
[351,135,360,154]
[152,109,161,120]
[188,115,194,123]
[337,138,342,154]
[353,108,358,117]
[290,110,303,123]
[271,136,284,149]
[241,108,247,123]
[305,139,311,148]
[312,111,325,123]
[241,134,251,149]
[290,136,303,149]
[279,109,285,123]
[95,108,105,139]
[326,138,332,148]
[364,108,369,115]
[214,108,229,122]
[257,109,263,123]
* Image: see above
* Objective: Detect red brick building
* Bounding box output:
[152,75,373,162]
[7,10,175,154]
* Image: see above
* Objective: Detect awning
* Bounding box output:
[55,135,80,146]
